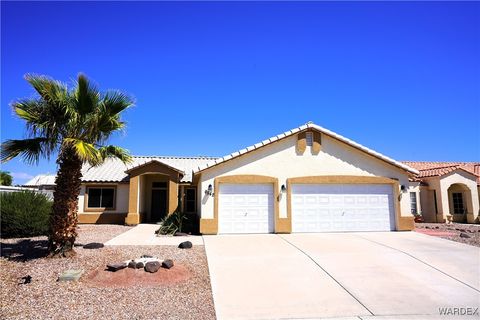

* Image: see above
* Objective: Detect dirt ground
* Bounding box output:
[415,222,480,247]
[0,225,215,320]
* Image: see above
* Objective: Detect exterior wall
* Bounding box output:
[198,133,413,233]
[78,183,129,224]
[419,186,437,222]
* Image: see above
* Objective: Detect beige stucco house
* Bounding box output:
[402,162,480,224]
[76,122,428,234]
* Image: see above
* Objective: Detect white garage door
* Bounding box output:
[292,184,394,232]
[218,184,274,234]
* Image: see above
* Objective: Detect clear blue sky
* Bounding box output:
[1,1,479,184]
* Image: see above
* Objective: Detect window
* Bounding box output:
[87,187,115,209]
[152,182,167,189]
[185,187,196,213]
[410,192,418,214]
[452,193,465,214]
[306,132,313,147]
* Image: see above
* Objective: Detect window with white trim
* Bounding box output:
[410,192,418,214]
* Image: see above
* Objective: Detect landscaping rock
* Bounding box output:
[135,261,145,269]
[83,242,104,249]
[58,269,84,281]
[144,261,161,273]
[141,254,154,258]
[107,263,127,272]
[178,241,192,249]
[174,232,189,237]
[128,260,136,268]
[460,232,471,239]
[20,275,32,284]
[162,259,174,269]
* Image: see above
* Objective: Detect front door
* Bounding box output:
[151,183,168,222]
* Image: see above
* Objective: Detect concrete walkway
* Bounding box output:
[204,232,480,320]
[104,224,204,246]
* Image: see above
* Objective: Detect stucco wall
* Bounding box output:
[198,133,412,220]
[78,183,129,214]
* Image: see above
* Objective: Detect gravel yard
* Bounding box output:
[0,225,216,320]
[415,222,480,247]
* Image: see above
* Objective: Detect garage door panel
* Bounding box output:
[219,184,274,234]
[292,183,394,232]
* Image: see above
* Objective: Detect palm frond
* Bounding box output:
[74,74,99,115]
[1,138,50,164]
[24,74,68,106]
[101,90,134,115]
[98,145,132,164]
[63,138,101,165]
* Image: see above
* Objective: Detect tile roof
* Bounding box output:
[402,161,480,184]
[23,174,56,186]
[81,156,218,183]
[194,122,419,175]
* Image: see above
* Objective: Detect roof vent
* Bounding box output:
[306,121,313,125]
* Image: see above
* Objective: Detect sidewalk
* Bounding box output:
[104,224,204,246]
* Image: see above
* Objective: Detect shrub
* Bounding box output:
[1,191,52,238]
[156,211,185,235]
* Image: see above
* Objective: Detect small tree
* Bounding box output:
[0,171,13,186]
[1,74,134,257]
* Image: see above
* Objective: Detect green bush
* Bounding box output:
[156,211,185,235]
[1,191,52,238]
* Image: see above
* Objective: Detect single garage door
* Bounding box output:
[292,184,394,232]
[218,184,274,234]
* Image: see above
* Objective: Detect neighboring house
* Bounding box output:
[402,162,480,224]
[23,174,56,199]
[77,122,422,234]
[23,174,56,191]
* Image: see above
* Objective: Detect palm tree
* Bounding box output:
[1,74,134,257]
[0,171,13,186]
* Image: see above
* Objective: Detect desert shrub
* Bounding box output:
[0,191,52,238]
[156,211,185,235]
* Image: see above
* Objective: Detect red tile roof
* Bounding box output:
[402,161,480,184]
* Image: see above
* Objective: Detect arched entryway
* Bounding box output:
[447,183,474,223]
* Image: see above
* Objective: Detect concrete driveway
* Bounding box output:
[204,232,480,320]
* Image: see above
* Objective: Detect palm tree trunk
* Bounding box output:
[48,147,83,257]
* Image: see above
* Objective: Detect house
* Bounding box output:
[22,174,56,198]
[77,122,427,233]
[402,162,480,224]
[23,174,56,191]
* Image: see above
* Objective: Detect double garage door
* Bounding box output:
[218,183,394,234]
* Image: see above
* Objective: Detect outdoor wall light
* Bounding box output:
[281,184,287,193]
[400,185,407,192]
[205,184,213,196]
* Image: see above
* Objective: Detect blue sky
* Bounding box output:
[1,1,479,184]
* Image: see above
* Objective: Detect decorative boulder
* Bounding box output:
[135,261,145,269]
[460,232,471,239]
[178,241,192,249]
[128,260,136,268]
[107,263,127,272]
[83,242,104,249]
[162,259,174,269]
[144,261,161,273]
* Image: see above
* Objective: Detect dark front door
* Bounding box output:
[151,189,167,222]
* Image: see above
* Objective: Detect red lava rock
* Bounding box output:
[86,264,191,288]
